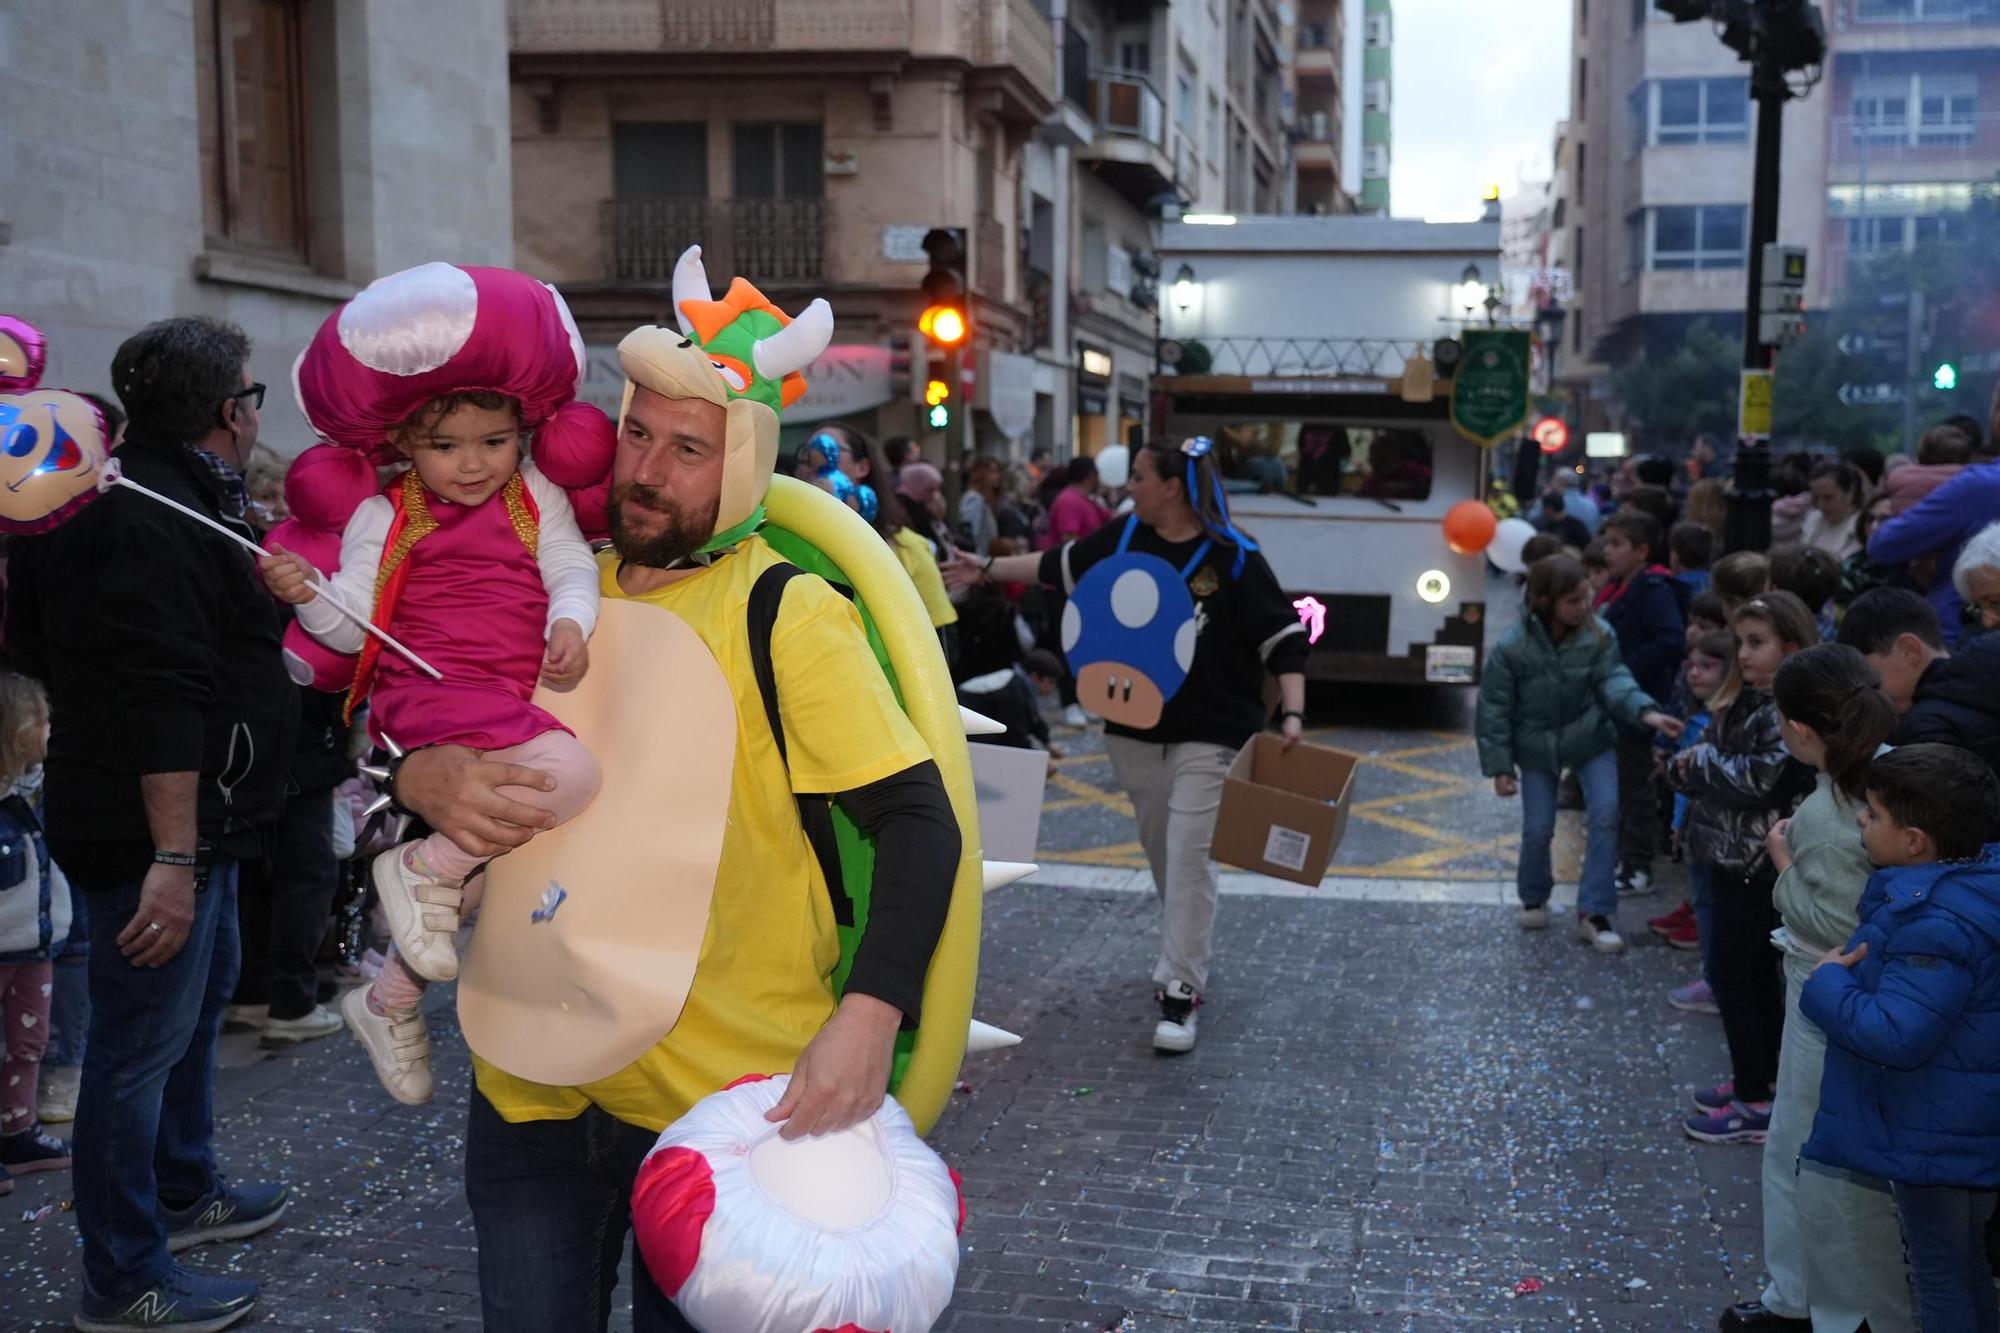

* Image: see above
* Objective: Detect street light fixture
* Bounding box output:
[1173,263,1197,313]
[1456,264,1484,319]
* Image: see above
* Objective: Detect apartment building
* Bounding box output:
[1558,0,1999,431]
[1292,0,1347,213]
[1357,0,1391,214]
[1,0,513,448]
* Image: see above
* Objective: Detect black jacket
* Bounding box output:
[1897,632,2000,777]
[1599,568,1687,711]
[4,434,297,886]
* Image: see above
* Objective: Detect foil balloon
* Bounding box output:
[803,429,862,512]
[632,1074,961,1333]
[0,317,112,535]
[855,482,879,525]
[0,316,49,393]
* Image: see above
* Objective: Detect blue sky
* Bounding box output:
[1379,0,1574,220]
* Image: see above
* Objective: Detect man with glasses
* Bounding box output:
[6,317,297,1332]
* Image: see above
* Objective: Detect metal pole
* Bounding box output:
[1726,64,1785,555]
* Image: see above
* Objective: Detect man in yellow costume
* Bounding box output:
[389,288,962,1332]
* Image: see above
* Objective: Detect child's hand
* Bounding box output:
[1816,941,1869,971]
[258,545,319,605]
[542,619,588,688]
[1642,709,1685,741]
[1493,773,1518,798]
[1766,818,1793,874]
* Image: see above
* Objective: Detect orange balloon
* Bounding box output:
[1443,499,1498,555]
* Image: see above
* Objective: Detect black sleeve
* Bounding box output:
[1238,552,1311,676]
[1,537,48,681]
[833,759,962,1028]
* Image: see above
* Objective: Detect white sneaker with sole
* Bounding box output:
[1061,703,1090,729]
[36,1065,80,1123]
[341,985,434,1106]
[259,1004,345,1049]
[373,844,464,983]
[1518,905,1549,930]
[1153,980,1200,1053]
[1576,913,1627,953]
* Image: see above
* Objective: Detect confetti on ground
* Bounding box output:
[1512,1276,1545,1296]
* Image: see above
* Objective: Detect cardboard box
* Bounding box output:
[1211,734,1361,886]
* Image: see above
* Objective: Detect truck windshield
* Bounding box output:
[1213,421,1433,502]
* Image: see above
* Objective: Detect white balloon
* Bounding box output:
[1095,445,1130,490]
[1488,517,1539,575]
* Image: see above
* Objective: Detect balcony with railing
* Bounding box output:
[1828,112,2000,170]
[967,0,1057,122]
[600,197,826,287]
[511,0,918,52]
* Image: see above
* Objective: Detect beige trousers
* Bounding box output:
[1104,735,1237,994]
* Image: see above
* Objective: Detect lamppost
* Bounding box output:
[1535,302,1567,394]
[1456,264,1484,322]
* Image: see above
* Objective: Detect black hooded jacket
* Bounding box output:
[4,433,297,886]
[1897,631,2000,777]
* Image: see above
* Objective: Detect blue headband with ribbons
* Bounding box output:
[1180,436,1258,578]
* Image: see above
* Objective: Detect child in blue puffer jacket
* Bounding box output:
[1802,743,2000,1333]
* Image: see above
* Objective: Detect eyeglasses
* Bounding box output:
[225,383,267,412]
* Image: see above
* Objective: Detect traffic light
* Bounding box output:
[889,331,919,402]
[1935,362,1959,392]
[918,228,969,349]
[923,343,951,431]
[1757,244,1807,347]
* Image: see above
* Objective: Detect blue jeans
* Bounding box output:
[464,1089,694,1333]
[73,861,240,1299]
[48,890,91,1068]
[1518,749,1619,918]
[1893,1182,1999,1333]
[1688,862,1715,981]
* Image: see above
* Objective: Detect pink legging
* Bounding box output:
[0,960,51,1134]
[376,731,599,1012]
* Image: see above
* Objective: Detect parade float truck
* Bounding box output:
[1154,214,1512,687]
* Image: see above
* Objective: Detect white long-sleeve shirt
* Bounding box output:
[295,463,600,655]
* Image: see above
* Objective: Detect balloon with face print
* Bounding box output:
[0,318,113,535]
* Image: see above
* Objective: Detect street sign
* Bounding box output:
[1836,382,1903,407]
[1585,431,1629,459]
[1739,368,1774,440]
[1837,332,1903,358]
[1532,416,1569,454]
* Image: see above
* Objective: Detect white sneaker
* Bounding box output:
[1061,703,1090,729]
[1576,913,1626,954]
[341,985,434,1106]
[259,1004,345,1049]
[1153,980,1200,1053]
[36,1065,80,1123]
[221,1003,268,1032]
[373,844,464,983]
[1518,905,1549,930]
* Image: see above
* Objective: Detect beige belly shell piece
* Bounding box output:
[457,597,736,1087]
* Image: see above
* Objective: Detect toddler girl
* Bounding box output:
[1661,630,1735,1011]
[267,335,606,1106]
[0,672,72,1178]
[1477,555,1681,953]
[1672,591,1819,1145]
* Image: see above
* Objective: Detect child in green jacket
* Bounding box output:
[1478,555,1683,953]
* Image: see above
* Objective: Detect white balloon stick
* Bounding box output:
[99,465,444,681]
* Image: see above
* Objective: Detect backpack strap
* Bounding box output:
[747,562,855,928]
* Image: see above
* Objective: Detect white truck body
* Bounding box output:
[1157,216,1505,685]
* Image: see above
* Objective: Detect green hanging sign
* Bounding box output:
[1450,330,1532,447]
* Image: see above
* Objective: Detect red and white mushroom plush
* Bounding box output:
[632,1075,963,1332]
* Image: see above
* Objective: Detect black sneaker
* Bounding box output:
[1717,1299,1812,1331]
[1153,980,1199,1054]
[0,1124,71,1174]
[159,1179,289,1253]
[76,1263,258,1332]
[1615,863,1657,897]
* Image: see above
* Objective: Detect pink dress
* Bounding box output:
[366,487,566,754]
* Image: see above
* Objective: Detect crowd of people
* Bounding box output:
[1478,416,2000,1332]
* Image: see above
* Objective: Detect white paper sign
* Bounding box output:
[968,742,1049,866]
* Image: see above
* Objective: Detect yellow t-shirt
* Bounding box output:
[472,538,932,1131]
[893,527,959,630]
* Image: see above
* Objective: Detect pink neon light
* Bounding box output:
[1293,596,1326,644]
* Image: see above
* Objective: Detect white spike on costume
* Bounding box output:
[671,246,709,336]
[966,1020,1022,1054]
[982,860,1037,893]
[958,705,1006,737]
[751,298,834,381]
